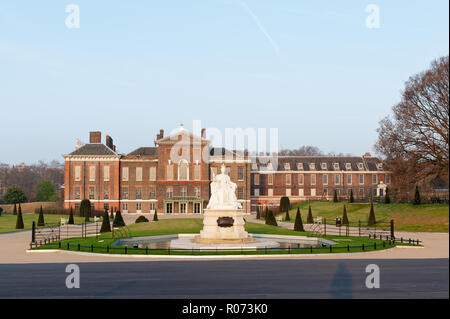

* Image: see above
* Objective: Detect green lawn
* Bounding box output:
[33,218,412,255]
[0,213,85,233]
[279,202,449,232]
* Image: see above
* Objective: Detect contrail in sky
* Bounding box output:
[241,1,280,56]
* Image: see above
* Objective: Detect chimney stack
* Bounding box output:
[156,129,164,140]
[106,135,114,149]
[89,131,101,143]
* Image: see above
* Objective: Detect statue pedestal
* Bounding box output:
[195,209,253,243]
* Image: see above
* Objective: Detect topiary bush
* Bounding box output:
[349,189,354,203]
[80,199,91,221]
[333,190,339,202]
[13,203,17,215]
[385,187,391,204]
[265,210,278,226]
[135,215,149,223]
[256,206,260,219]
[293,207,304,232]
[16,209,24,229]
[307,205,314,224]
[153,210,158,221]
[413,186,421,205]
[100,209,111,233]
[68,207,74,224]
[368,201,376,226]
[342,205,349,225]
[0,207,3,217]
[113,210,126,227]
[284,206,290,221]
[279,197,291,214]
[37,206,45,226]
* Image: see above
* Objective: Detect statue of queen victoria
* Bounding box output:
[207,164,242,210]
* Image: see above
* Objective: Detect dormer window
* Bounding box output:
[321,163,327,170]
[358,163,364,170]
[252,163,258,170]
[309,163,315,170]
[333,163,339,170]
[267,162,273,171]
[377,163,383,170]
[284,163,290,170]
[297,163,303,170]
[346,163,351,170]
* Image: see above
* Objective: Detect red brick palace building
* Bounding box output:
[63,127,391,214]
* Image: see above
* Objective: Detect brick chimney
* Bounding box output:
[106,135,114,149]
[156,129,164,140]
[89,131,101,143]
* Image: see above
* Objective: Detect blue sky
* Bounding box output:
[0,0,448,164]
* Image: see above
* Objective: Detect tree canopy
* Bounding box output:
[36,180,57,202]
[2,186,27,204]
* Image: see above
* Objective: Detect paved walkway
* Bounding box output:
[0,216,448,264]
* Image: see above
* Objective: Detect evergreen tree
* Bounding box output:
[385,187,391,204]
[68,207,74,224]
[349,189,354,203]
[368,201,376,226]
[0,207,3,217]
[113,210,126,227]
[110,210,114,220]
[284,206,290,221]
[13,203,17,215]
[256,206,260,219]
[333,190,339,202]
[279,197,291,214]
[37,205,45,226]
[264,206,269,222]
[307,205,314,224]
[293,207,304,232]
[135,215,149,223]
[100,209,111,233]
[413,186,421,205]
[342,205,349,225]
[80,199,91,221]
[153,210,158,221]
[16,209,24,229]
[265,210,278,226]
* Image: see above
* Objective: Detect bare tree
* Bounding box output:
[375,56,449,196]
[278,146,324,156]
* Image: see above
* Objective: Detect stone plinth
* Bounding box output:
[195,209,252,243]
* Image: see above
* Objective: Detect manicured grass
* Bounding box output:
[0,213,85,233]
[32,218,412,255]
[280,202,449,232]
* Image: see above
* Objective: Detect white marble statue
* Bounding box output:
[207,164,242,210]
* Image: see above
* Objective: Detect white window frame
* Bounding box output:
[286,174,291,185]
[347,174,352,185]
[89,166,96,182]
[74,166,81,181]
[136,167,143,182]
[335,174,340,185]
[321,163,327,170]
[372,174,378,184]
[323,174,328,185]
[311,174,316,186]
[254,174,260,186]
[122,167,129,181]
[149,167,156,181]
[268,188,273,196]
[298,173,304,185]
[359,174,364,185]
[103,166,110,182]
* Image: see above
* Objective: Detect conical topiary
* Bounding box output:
[413,186,421,205]
[256,206,260,219]
[264,206,269,222]
[368,201,376,226]
[333,190,339,202]
[307,205,314,224]
[293,207,304,232]
[284,206,290,221]
[153,210,158,221]
[385,187,391,204]
[110,210,114,220]
[80,199,91,221]
[13,203,17,215]
[113,210,126,227]
[265,210,278,226]
[16,207,24,229]
[0,207,3,217]
[68,207,74,224]
[100,209,111,233]
[342,205,349,225]
[349,189,354,203]
[37,205,45,226]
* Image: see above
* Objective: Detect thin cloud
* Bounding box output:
[241,1,280,56]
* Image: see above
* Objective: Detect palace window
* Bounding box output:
[286,174,291,185]
[311,174,316,185]
[335,174,340,185]
[298,173,304,185]
[333,163,339,170]
[180,187,187,197]
[286,189,291,196]
[194,187,201,198]
[254,174,260,185]
[166,187,173,199]
[346,163,351,170]
[89,187,95,200]
[122,167,129,181]
[122,203,128,212]
[238,167,244,181]
[311,188,316,196]
[194,165,201,180]
[103,187,109,200]
[309,163,316,170]
[149,203,155,212]
[268,174,273,185]
[359,174,364,184]
[347,174,352,185]
[149,167,156,181]
[359,188,364,197]
[323,174,328,185]
[179,202,187,214]
[122,187,129,199]
[358,163,364,170]
[166,163,174,180]
[268,188,273,196]
[166,203,173,214]
[178,161,189,181]
[372,174,378,184]
[149,187,156,199]
[103,166,110,182]
[297,163,303,170]
[136,203,142,212]
[298,188,304,196]
[74,166,81,181]
[254,189,260,196]
[136,187,142,200]
[237,188,244,200]
[89,166,96,182]
[74,187,80,200]
[284,163,290,171]
[321,163,327,170]
[136,167,143,181]
[194,202,201,214]
[386,174,391,184]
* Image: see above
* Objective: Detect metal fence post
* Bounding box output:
[324,218,327,236]
[358,220,361,237]
[390,219,395,239]
[31,221,36,243]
